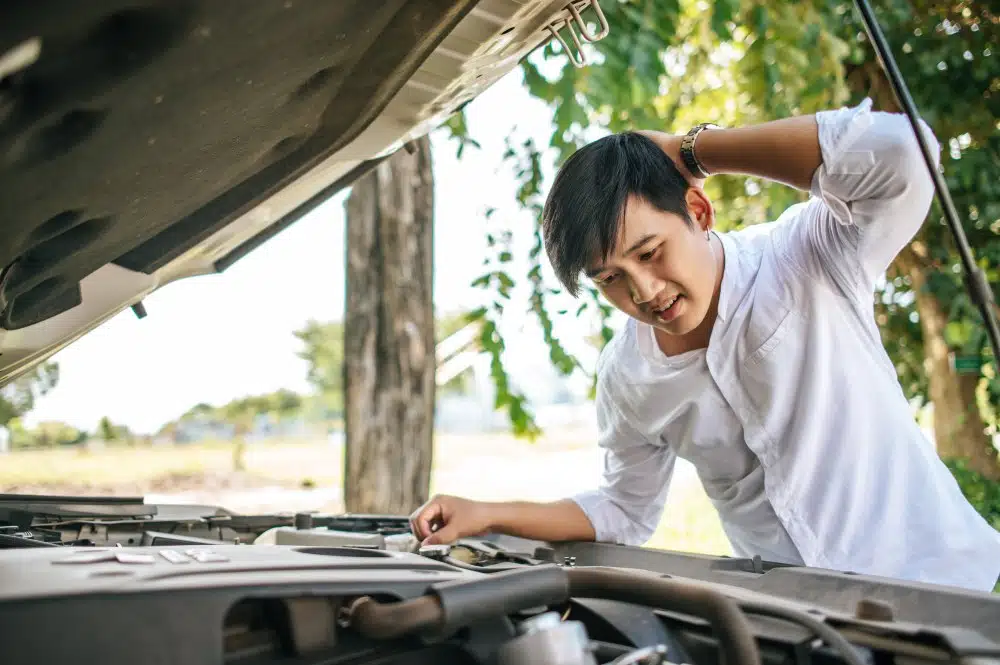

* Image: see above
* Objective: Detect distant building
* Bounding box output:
[434,334,597,434]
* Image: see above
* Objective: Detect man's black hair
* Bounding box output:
[542,131,691,296]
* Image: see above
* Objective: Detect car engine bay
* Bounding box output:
[0,494,997,665]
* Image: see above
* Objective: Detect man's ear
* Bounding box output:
[684,188,715,232]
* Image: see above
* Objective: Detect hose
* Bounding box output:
[348,565,761,665]
[738,602,866,665]
[347,595,444,640]
[567,567,760,665]
[349,564,570,639]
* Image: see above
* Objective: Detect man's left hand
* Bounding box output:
[636,130,706,188]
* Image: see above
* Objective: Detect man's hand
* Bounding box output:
[635,130,706,187]
[409,494,493,545]
[409,495,598,545]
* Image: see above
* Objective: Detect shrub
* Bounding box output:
[944,458,1000,532]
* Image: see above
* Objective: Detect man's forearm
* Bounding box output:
[695,115,822,191]
[487,498,596,542]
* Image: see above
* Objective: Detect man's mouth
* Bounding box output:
[651,294,683,321]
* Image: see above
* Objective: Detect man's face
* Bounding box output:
[586,192,718,336]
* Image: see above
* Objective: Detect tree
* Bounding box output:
[33,421,86,448]
[5,418,85,450]
[294,320,345,413]
[268,389,303,417]
[223,400,255,472]
[97,416,117,442]
[343,137,436,515]
[0,362,59,427]
[451,0,1000,481]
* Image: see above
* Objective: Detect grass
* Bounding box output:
[0,430,730,557]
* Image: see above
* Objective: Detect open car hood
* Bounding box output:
[0,0,574,384]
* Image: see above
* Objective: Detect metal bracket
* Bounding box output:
[546,0,609,68]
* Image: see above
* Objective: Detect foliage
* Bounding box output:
[223,389,303,426]
[155,389,306,444]
[98,416,117,442]
[294,320,345,413]
[945,458,1000,530]
[5,417,87,451]
[0,362,59,428]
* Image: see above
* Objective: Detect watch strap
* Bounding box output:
[679,123,718,179]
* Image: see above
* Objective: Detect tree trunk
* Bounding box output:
[898,246,1000,480]
[343,137,436,515]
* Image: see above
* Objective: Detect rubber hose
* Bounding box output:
[739,602,865,665]
[567,567,761,665]
[348,595,444,639]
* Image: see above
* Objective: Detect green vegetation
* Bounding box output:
[0,362,58,428]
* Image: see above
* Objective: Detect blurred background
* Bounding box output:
[1,0,997,558]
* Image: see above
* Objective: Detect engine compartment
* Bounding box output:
[0,494,997,665]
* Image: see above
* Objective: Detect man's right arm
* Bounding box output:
[411,356,676,547]
[410,430,676,546]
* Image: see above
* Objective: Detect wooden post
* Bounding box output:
[343,137,436,514]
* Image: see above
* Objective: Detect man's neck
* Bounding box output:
[654,233,726,357]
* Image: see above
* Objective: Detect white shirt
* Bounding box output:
[572,99,1000,592]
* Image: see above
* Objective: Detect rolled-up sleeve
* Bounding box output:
[571,366,676,546]
[788,98,941,294]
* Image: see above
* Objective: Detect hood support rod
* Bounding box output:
[852,0,1000,376]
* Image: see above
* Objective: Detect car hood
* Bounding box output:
[0,0,573,384]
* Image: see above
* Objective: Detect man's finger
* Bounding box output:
[423,523,458,546]
[414,502,443,540]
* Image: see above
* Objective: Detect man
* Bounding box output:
[411,99,1000,591]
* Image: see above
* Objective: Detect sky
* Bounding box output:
[24,68,610,435]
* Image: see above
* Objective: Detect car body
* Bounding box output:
[0,0,588,384]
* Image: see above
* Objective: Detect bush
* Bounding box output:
[944,458,1000,531]
[943,459,1000,593]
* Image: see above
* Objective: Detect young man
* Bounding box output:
[410,99,1000,592]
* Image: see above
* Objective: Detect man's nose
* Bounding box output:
[629,275,661,305]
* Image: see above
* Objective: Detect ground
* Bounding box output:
[0,429,731,555]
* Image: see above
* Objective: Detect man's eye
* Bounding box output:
[597,274,617,285]
[639,246,659,261]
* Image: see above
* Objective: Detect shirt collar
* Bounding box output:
[713,230,739,324]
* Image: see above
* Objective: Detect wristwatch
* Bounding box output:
[679,123,719,179]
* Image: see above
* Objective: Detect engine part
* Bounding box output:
[568,598,692,663]
[567,567,759,665]
[431,564,570,635]
[497,611,597,665]
[348,594,445,640]
[255,525,385,549]
[738,601,867,665]
[605,644,669,665]
[349,564,762,665]
[350,565,571,639]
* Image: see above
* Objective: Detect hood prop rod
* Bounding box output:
[852,0,1000,375]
